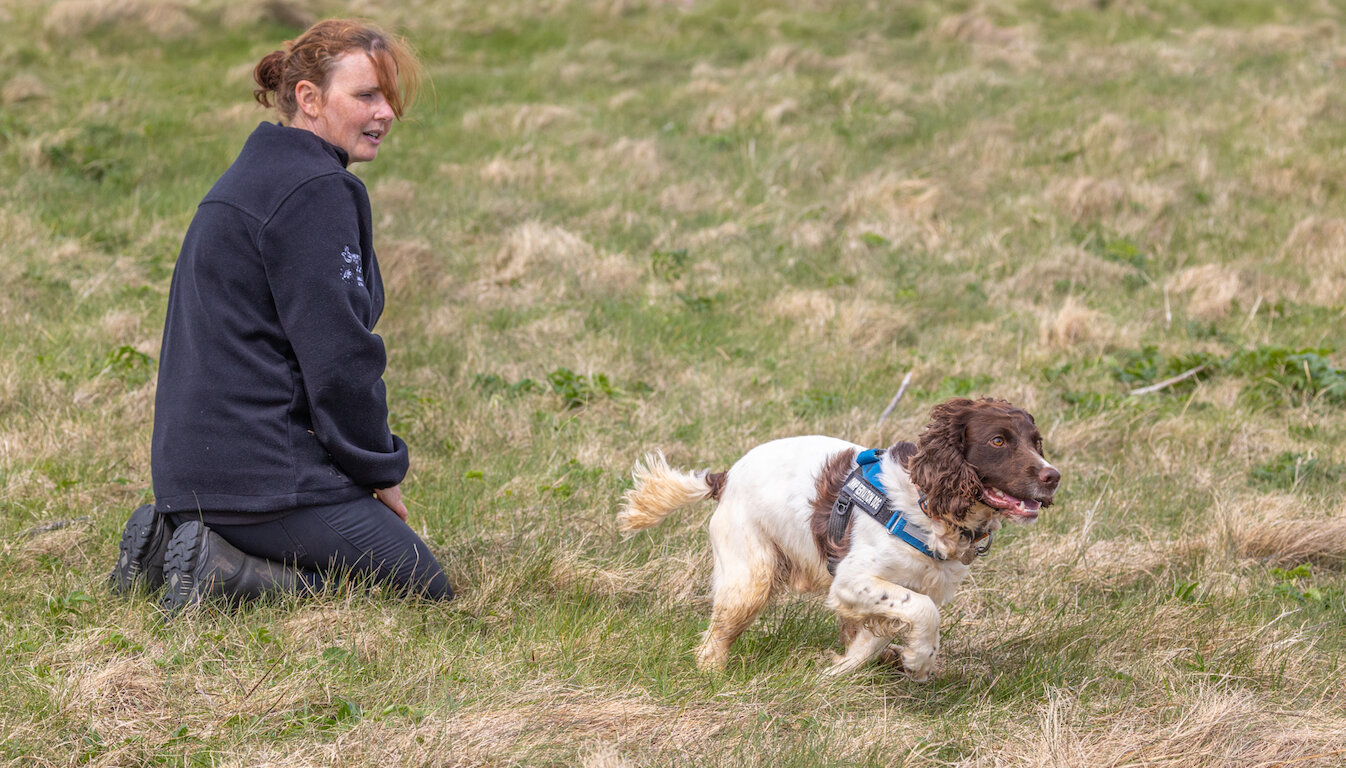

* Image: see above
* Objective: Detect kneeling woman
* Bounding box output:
[113,19,452,608]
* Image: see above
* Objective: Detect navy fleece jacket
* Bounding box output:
[152,122,408,514]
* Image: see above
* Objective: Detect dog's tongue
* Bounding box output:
[982,488,1040,518]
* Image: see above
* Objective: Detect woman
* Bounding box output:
[112,19,452,608]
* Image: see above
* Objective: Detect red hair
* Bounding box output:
[253,19,421,121]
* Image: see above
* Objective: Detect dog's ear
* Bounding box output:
[908,399,982,522]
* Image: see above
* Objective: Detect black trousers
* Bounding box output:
[170,495,452,600]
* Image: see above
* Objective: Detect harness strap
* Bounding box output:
[825,448,993,573]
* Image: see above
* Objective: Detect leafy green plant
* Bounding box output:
[1229,347,1346,408]
[1110,346,1217,390]
[44,591,92,616]
[472,372,540,398]
[1249,451,1346,492]
[1109,345,1345,406]
[102,631,143,653]
[545,367,652,409]
[675,291,718,312]
[100,344,155,386]
[547,367,617,409]
[1270,564,1343,605]
[650,248,690,282]
[474,369,651,409]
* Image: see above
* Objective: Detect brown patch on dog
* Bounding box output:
[703,471,727,501]
[890,441,918,470]
[838,617,861,649]
[810,448,859,566]
[770,542,809,593]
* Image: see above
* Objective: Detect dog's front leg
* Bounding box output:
[825,575,940,681]
[824,624,891,676]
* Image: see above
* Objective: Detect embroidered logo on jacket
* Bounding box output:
[339,246,365,287]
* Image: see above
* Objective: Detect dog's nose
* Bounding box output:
[1039,466,1060,488]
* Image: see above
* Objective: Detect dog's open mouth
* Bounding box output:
[981,487,1044,520]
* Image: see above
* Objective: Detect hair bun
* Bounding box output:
[252,50,286,108]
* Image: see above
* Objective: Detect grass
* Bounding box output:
[3,0,1346,764]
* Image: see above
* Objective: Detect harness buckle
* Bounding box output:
[974,531,993,557]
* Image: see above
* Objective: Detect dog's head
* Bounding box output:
[906,397,1059,527]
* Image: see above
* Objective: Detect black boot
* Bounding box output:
[160,521,307,612]
[111,504,173,594]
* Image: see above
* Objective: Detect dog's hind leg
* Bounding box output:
[696,511,776,671]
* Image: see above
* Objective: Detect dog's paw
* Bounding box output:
[823,650,874,677]
[695,646,728,673]
[822,660,855,677]
[900,646,936,682]
[875,643,933,681]
[877,642,903,666]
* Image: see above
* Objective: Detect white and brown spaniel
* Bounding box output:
[618,397,1060,679]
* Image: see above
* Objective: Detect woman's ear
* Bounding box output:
[294,79,323,120]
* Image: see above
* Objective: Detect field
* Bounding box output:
[3,0,1346,765]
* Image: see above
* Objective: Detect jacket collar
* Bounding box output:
[267,121,350,168]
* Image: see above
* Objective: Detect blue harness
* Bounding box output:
[825,449,991,574]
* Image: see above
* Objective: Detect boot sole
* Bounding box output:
[160,521,206,612]
[111,504,165,594]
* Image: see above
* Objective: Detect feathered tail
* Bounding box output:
[617,451,723,533]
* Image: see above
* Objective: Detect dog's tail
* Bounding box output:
[618,451,725,534]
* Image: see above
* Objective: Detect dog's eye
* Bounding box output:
[991,436,1005,447]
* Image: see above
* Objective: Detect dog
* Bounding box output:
[617,397,1060,679]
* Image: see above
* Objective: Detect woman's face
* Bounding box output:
[299,51,393,163]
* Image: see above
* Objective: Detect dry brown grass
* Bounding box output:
[1166,264,1247,322]
[476,220,614,302]
[1224,494,1346,567]
[550,549,710,604]
[63,655,173,744]
[1278,216,1346,305]
[1041,295,1107,352]
[838,173,946,250]
[834,297,920,354]
[1007,245,1141,300]
[768,289,835,335]
[1190,21,1338,53]
[655,179,731,216]
[1050,176,1176,232]
[228,691,745,767]
[375,239,441,303]
[44,0,198,39]
[2,74,46,106]
[219,0,315,30]
[996,689,1346,768]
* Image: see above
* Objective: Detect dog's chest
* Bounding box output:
[847,535,970,606]
[896,559,967,605]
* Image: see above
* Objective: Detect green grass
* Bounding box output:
[3,0,1346,765]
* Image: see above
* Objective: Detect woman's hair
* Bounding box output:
[253,19,421,121]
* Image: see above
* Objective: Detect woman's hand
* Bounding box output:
[375,485,409,522]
